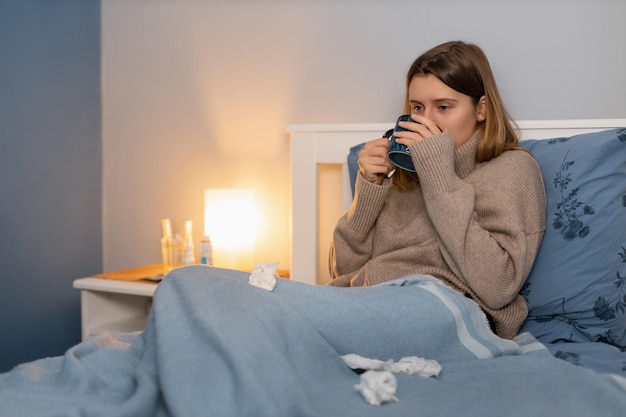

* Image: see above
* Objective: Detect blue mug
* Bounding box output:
[387,114,416,172]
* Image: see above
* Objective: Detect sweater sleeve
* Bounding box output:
[329,172,392,282]
[411,134,546,310]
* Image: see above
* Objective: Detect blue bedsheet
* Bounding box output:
[2,265,626,417]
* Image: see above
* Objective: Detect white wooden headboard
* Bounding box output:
[287,119,626,285]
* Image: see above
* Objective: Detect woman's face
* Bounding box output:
[407,74,485,148]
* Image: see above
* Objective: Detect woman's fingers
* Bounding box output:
[358,138,394,182]
[396,115,442,144]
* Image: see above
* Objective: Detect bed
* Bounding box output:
[289,117,626,362]
[1,119,626,416]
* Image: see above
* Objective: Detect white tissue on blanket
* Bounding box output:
[355,370,398,406]
[343,353,441,406]
[342,353,387,371]
[388,356,441,377]
[248,262,278,291]
[342,353,441,377]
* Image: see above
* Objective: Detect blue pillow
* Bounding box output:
[347,142,365,197]
[519,128,626,347]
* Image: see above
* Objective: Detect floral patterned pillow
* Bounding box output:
[519,128,626,347]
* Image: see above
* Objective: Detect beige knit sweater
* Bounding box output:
[328,130,546,339]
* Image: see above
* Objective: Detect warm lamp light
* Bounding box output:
[204,189,257,271]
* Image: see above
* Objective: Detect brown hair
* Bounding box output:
[394,41,523,191]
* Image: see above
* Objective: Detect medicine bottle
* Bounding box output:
[201,235,213,265]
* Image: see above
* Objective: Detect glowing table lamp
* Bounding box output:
[204,189,257,271]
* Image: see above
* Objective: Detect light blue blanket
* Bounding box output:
[2,265,626,416]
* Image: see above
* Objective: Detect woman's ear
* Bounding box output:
[477,96,487,122]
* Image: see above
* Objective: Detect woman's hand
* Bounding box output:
[358,138,395,184]
[394,114,444,147]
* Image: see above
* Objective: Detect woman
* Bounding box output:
[329,41,546,339]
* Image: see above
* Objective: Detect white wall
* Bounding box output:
[101,0,626,274]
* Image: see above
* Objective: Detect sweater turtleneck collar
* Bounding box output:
[453,129,481,179]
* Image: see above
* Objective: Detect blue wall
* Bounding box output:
[0,1,102,372]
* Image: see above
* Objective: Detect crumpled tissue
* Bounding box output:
[342,353,441,406]
[248,262,278,291]
[354,370,398,406]
[342,353,441,377]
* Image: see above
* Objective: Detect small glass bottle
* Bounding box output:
[183,220,196,266]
